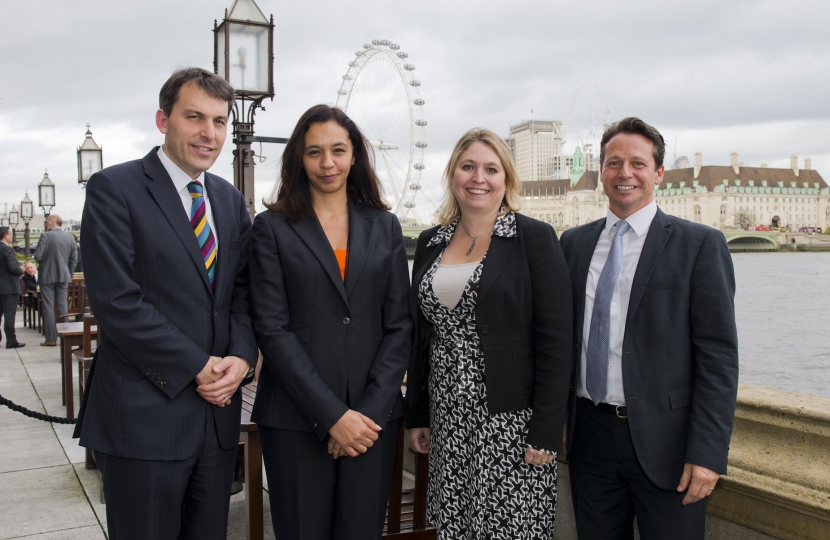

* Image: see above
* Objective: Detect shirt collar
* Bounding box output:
[428,209,517,247]
[605,200,657,238]
[157,146,205,193]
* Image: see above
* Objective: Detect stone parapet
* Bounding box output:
[708,384,830,539]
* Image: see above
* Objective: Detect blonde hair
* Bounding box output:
[437,128,522,226]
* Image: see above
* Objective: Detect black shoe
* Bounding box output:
[230,480,243,495]
[6,343,25,349]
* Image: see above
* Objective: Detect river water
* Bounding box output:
[732,252,830,398]
[409,252,830,398]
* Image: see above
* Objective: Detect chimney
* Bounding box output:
[791,156,799,176]
[804,158,812,170]
[679,157,689,168]
[730,152,740,174]
[693,153,702,179]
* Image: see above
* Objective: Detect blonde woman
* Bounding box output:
[405,128,573,538]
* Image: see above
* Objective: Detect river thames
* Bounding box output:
[732,251,830,398]
[411,251,830,398]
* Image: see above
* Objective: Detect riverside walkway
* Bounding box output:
[0,321,276,540]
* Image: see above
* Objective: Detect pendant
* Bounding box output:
[465,237,477,256]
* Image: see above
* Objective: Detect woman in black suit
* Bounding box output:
[406,128,573,539]
[249,104,411,539]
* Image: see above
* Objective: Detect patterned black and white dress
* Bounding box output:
[420,212,557,539]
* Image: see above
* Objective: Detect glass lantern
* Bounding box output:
[78,125,103,184]
[214,0,274,99]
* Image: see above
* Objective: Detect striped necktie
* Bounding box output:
[586,219,631,405]
[187,181,217,291]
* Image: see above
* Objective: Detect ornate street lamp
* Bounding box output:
[39,170,55,219]
[21,193,33,257]
[9,204,19,246]
[77,124,103,185]
[1,217,8,228]
[214,0,276,221]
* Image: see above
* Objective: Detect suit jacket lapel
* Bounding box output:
[574,219,606,345]
[344,202,377,298]
[625,209,672,328]
[144,151,213,296]
[478,234,518,304]
[205,174,232,302]
[287,213,349,307]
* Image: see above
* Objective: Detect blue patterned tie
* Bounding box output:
[586,220,631,405]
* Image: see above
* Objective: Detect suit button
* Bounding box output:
[145,369,152,376]
[343,317,350,325]
[214,311,218,317]
[481,325,489,334]
[160,381,167,388]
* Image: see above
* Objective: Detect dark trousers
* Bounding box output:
[1,294,19,346]
[96,411,236,540]
[569,398,705,540]
[260,418,400,540]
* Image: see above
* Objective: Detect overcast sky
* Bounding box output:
[2,0,828,221]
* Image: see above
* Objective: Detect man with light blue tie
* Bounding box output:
[560,117,739,539]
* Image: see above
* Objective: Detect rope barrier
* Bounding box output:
[0,393,77,424]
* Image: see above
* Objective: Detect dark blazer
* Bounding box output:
[560,209,739,490]
[22,273,37,292]
[406,213,573,452]
[73,148,258,460]
[249,201,411,440]
[0,242,22,295]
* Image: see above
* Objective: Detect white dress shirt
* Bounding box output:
[577,200,658,405]
[157,147,219,252]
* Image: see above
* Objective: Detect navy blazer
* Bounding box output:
[249,201,412,441]
[0,242,22,295]
[74,148,257,460]
[405,213,573,452]
[560,209,739,490]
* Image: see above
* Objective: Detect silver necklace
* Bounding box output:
[459,221,495,256]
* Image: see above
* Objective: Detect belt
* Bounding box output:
[580,398,627,419]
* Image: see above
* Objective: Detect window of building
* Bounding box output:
[720,205,728,222]
[694,205,701,223]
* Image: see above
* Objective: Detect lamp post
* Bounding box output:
[77,124,103,185]
[21,193,33,257]
[214,0,276,221]
[39,170,55,220]
[9,204,19,249]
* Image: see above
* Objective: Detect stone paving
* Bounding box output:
[0,311,274,540]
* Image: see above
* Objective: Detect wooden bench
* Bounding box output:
[239,383,435,540]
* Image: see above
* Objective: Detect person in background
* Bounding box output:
[22,262,38,292]
[406,128,573,538]
[72,233,83,273]
[560,117,739,539]
[249,104,411,539]
[33,214,77,347]
[73,67,257,540]
[0,227,25,349]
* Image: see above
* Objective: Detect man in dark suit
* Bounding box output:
[22,262,38,292]
[0,227,25,349]
[34,214,78,346]
[560,117,739,539]
[74,67,257,540]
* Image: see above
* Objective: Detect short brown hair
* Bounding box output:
[159,68,235,117]
[0,227,9,239]
[437,128,522,226]
[600,117,666,169]
[264,104,389,221]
